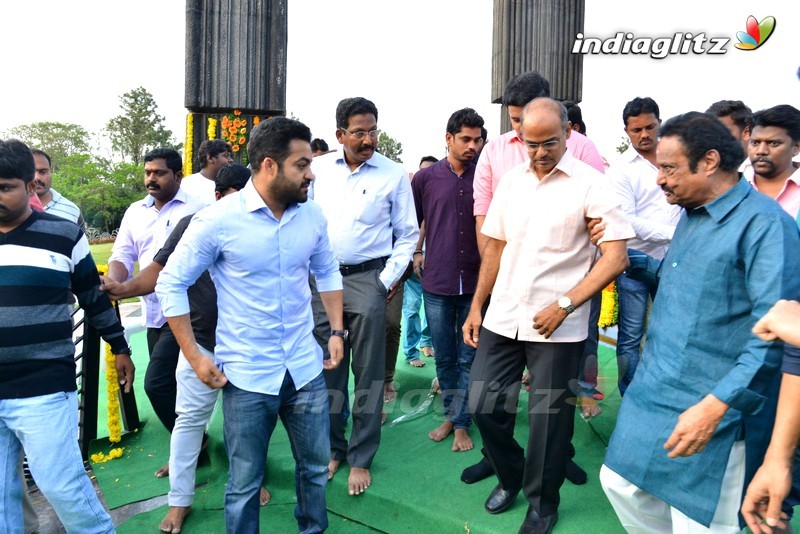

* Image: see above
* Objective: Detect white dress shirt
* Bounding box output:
[607,146,682,260]
[180,172,216,206]
[311,149,419,289]
[482,151,634,343]
[109,188,206,328]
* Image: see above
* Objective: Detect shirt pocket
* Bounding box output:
[352,189,384,225]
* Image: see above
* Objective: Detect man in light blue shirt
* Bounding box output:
[310,97,419,497]
[601,112,800,532]
[156,117,345,533]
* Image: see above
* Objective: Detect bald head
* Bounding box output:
[520,98,571,178]
[521,98,569,132]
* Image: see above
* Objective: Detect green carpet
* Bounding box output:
[90,335,701,532]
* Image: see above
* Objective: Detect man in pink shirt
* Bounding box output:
[745,105,800,218]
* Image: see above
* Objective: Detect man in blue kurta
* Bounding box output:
[601,111,800,532]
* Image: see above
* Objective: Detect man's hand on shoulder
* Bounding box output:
[99,276,125,301]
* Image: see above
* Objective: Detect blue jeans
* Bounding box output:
[402,274,432,361]
[423,291,475,429]
[616,272,652,396]
[0,391,115,533]
[223,373,330,534]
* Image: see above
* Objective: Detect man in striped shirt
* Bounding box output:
[31,148,85,227]
[0,139,134,533]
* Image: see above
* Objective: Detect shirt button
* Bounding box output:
[672,262,678,268]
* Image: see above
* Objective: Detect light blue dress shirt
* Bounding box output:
[156,180,343,395]
[310,149,419,289]
[604,178,800,526]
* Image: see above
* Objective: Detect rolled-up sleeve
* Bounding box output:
[108,208,137,276]
[310,212,343,293]
[586,177,635,243]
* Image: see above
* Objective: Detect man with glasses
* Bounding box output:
[310,97,419,497]
[463,98,632,533]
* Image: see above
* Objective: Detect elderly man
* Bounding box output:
[464,98,633,534]
[601,111,800,532]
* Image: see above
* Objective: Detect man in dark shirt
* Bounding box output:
[411,108,484,452]
[100,163,257,533]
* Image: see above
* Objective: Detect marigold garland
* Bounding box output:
[221,110,248,161]
[597,280,619,328]
[207,117,218,140]
[184,113,194,176]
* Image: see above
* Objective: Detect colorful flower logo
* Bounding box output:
[734,15,776,50]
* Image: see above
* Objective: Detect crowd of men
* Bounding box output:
[1,67,800,534]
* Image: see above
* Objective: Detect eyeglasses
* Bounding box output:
[525,139,560,151]
[340,128,380,140]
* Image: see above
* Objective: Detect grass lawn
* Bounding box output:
[90,242,114,267]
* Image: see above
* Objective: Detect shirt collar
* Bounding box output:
[698,177,751,223]
[49,188,63,203]
[241,178,299,218]
[142,186,190,208]
[334,147,378,172]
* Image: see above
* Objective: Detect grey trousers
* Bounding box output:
[311,269,387,469]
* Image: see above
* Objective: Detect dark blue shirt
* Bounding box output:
[411,159,480,296]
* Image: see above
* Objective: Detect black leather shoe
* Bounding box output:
[484,483,521,514]
[518,506,558,534]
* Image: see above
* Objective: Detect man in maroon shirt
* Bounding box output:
[411,108,484,452]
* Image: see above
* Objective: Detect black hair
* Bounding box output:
[622,97,660,126]
[446,108,485,136]
[749,105,800,143]
[419,155,438,166]
[659,112,745,173]
[30,148,52,168]
[502,71,551,107]
[562,100,586,134]
[335,97,379,130]
[214,163,251,192]
[0,139,35,184]
[311,138,329,152]
[247,117,312,172]
[144,147,183,174]
[197,139,232,168]
[706,100,752,131]
[480,126,488,141]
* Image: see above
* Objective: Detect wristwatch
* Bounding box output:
[557,296,575,315]
[330,329,349,341]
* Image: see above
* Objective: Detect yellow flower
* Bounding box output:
[253,116,260,125]
[207,117,218,140]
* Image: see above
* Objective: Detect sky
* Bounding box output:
[2,1,798,170]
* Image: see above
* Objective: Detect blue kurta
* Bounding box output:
[604,178,800,526]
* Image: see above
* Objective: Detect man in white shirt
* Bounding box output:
[310,97,419,497]
[180,139,232,204]
[106,148,206,477]
[30,149,84,226]
[463,98,633,534]
[707,100,753,177]
[607,97,681,396]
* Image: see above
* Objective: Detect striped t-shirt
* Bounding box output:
[0,211,127,399]
[44,188,85,227]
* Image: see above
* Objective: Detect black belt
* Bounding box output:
[339,257,388,276]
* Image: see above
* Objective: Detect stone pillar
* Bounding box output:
[492,0,585,131]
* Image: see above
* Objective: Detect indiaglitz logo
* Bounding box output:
[572,14,776,59]
[734,15,776,50]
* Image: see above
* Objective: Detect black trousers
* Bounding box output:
[145,324,180,432]
[469,327,583,517]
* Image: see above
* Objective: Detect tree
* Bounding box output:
[8,122,91,171]
[105,87,180,165]
[376,131,403,163]
[616,137,631,154]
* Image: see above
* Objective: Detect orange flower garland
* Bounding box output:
[221,110,248,161]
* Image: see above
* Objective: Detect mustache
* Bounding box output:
[751,158,773,165]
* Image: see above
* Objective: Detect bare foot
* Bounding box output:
[155,463,169,478]
[452,428,474,452]
[581,397,602,419]
[328,459,341,481]
[159,505,191,533]
[260,486,271,506]
[348,467,371,496]
[384,382,397,403]
[429,421,454,442]
[408,358,426,368]
[421,346,435,357]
